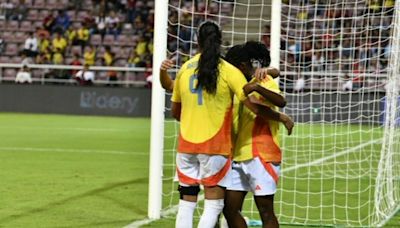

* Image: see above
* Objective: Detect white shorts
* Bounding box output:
[226,156,280,196]
[175,153,231,187]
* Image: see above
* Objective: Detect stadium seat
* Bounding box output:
[6,21,19,32]
[111,46,122,58]
[102,35,115,46]
[27,10,39,21]
[4,44,18,56]
[38,10,50,21]
[0,56,10,63]
[0,20,5,31]
[76,11,89,22]
[47,0,61,10]
[115,59,127,67]
[32,69,44,79]
[115,35,128,46]
[32,0,45,9]
[2,32,13,42]
[14,32,26,43]
[97,71,108,80]
[33,21,43,30]
[11,56,22,64]
[122,47,132,58]
[20,21,34,32]
[67,10,76,22]
[90,34,102,46]
[3,68,17,80]
[70,46,82,56]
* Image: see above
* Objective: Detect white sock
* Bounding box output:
[197,199,224,228]
[175,200,197,228]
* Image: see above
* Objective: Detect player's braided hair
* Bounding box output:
[196,20,222,94]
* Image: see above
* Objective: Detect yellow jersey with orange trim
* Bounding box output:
[171,54,248,156]
[233,75,282,162]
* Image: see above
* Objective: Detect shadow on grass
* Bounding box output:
[0,177,147,224]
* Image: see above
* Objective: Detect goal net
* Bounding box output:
[151,0,400,227]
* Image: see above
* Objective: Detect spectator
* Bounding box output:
[0,38,4,55]
[294,75,305,92]
[102,46,114,66]
[127,49,141,67]
[20,52,33,65]
[52,48,64,65]
[36,26,50,39]
[83,45,96,66]
[94,12,107,38]
[135,36,148,56]
[76,24,90,52]
[52,32,68,53]
[15,65,32,84]
[36,51,51,64]
[107,68,118,86]
[53,10,71,33]
[105,10,121,38]
[0,0,14,20]
[65,25,78,45]
[23,32,38,57]
[75,64,94,86]
[69,53,82,77]
[9,0,27,21]
[38,35,51,55]
[67,0,83,11]
[342,74,353,91]
[125,0,137,23]
[43,11,55,32]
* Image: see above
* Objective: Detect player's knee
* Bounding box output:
[178,185,200,199]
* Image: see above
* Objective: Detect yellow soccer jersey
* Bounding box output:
[234,75,282,162]
[171,54,248,156]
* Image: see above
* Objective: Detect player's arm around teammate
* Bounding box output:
[222,41,293,228]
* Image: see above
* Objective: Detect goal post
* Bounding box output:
[148,0,169,220]
[148,0,400,226]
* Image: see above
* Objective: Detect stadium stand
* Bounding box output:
[0,0,234,85]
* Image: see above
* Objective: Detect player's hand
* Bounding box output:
[243,82,258,96]
[281,114,294,135]
[254,68,269,81]
[160,59,174,71]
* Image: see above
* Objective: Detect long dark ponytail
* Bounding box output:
[196,21,222,94]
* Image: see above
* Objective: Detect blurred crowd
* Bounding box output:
[0,0,155,83]
[276,0,395,75]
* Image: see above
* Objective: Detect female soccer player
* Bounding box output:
[170,21,292,228]
[223,41,286,228]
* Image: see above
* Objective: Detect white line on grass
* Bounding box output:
[282,137,383,173]
[0,147,148,156]
[123,195,205,228]
[0,126,136,132]
[125,138,383,227]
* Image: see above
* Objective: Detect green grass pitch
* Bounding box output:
[0,113,398,227]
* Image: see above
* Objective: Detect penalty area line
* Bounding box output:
[282,137,383,173]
